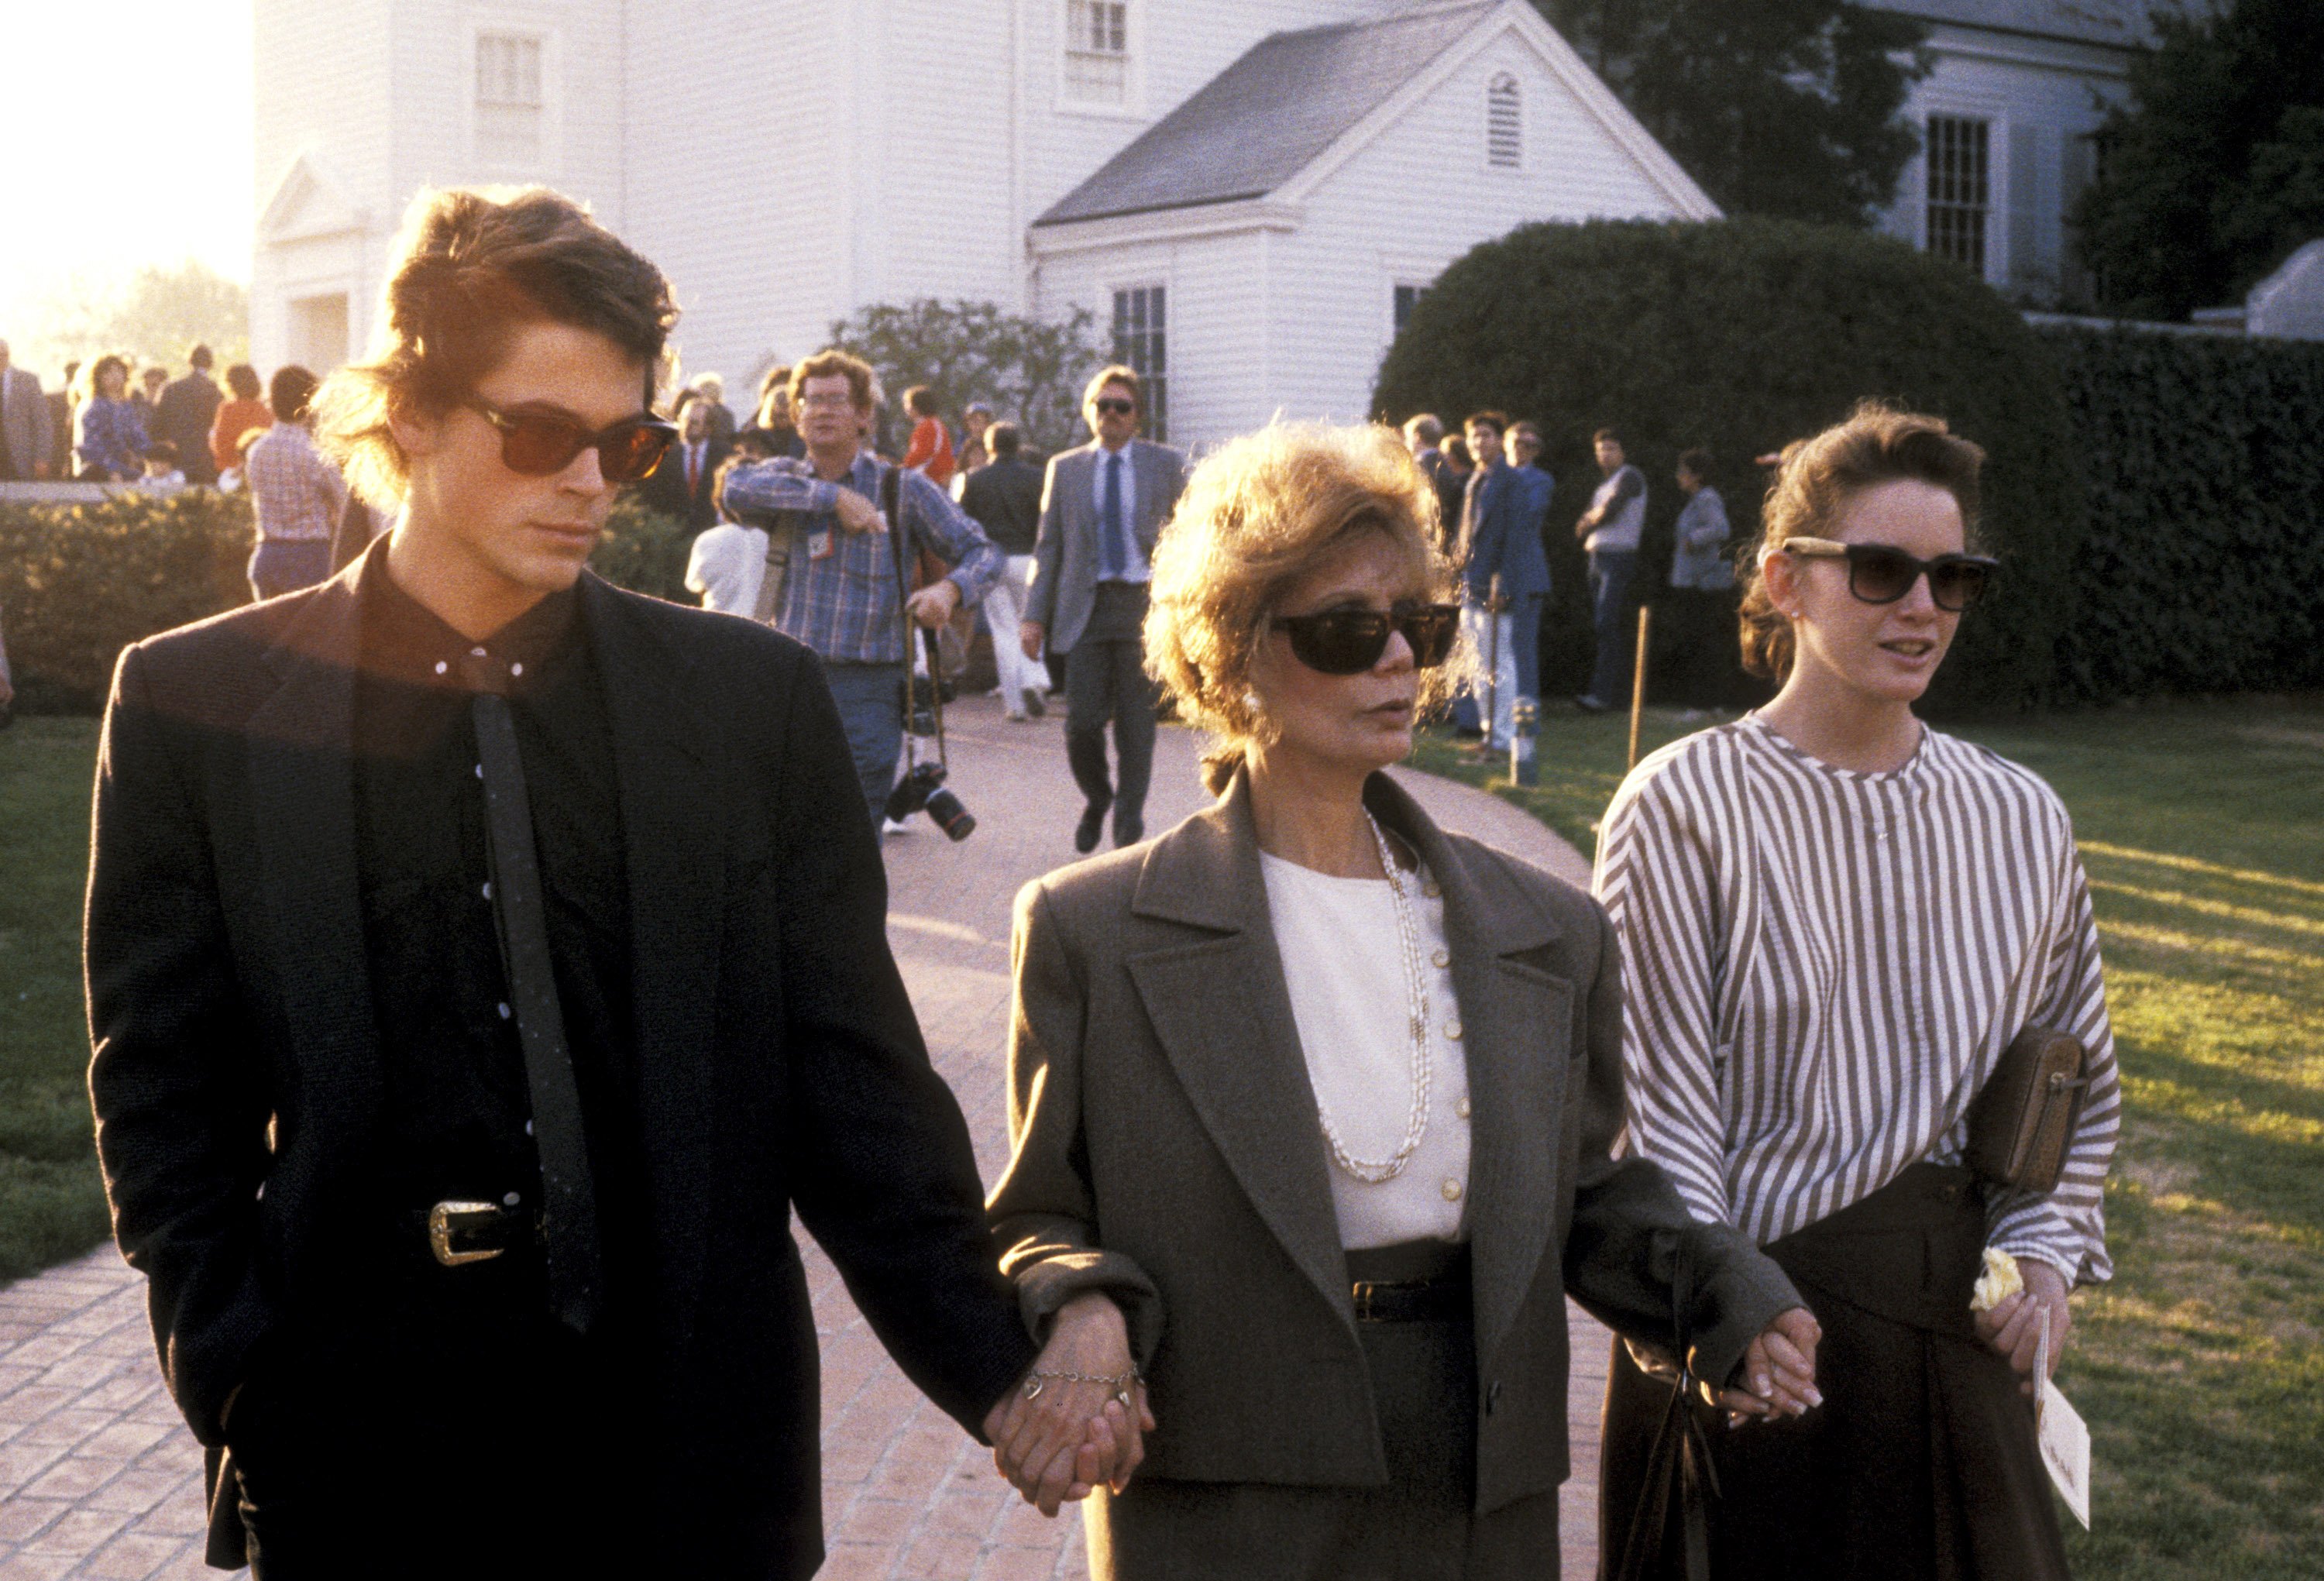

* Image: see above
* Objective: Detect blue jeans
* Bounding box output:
[821,662,906,829]
[1459,596,1542,748]
[248,538,334,603]
[1587,551,1637,705]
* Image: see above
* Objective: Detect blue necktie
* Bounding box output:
[1101,452,1127,579]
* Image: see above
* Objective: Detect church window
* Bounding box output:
[476,33,545,167]
[1486,74,1522,168]
[1065,1,1129,106]
[1112,286,1166,442]
[1925,115,1991,275]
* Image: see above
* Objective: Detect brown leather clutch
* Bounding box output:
[1965,1026,2091,1194]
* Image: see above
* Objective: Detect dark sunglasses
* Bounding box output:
[1092,397,1136,416]
[1270,601,1462,676]
[1781,536,1999,612]
[465,400,679,484]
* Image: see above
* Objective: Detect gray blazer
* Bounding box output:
[988,770,1800,1513]
[1025,438,1188,653]
[2,366,50,476]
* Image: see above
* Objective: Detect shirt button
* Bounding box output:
[510,662,524,677]
[524,1120,534,1137]
[482,882,493,901]
[502,1191,521,1207]
[497,1002,511,1020]
[1432,948,1449,968]
[1422,881,1441,899]
[433,661,449,675]
[1457,1097,1471,1119]
[1446,1020,1463,1041]
[474,764,484,779]
[1441,1178,1463,1202]
[470,646,486,658]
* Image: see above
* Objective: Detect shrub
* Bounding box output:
[2039,325,2324,699]
[1374,217,2088,710]
[0,491,253,713]
[0,490,696,714]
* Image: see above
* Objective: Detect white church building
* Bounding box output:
[249,0,1717,448]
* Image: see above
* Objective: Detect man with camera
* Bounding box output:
[720,350,1003,828]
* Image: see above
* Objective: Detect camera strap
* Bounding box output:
[880,464,950,775]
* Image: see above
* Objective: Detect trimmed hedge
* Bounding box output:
[2037,325,2324,700]
[0,491,691,714]
[1375,217,2089,711]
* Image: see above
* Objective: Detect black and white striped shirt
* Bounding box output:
[1593,715,2119,1284]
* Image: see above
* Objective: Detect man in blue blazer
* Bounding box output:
[1456,412,1551,754]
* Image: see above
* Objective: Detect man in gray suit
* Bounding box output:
[0,339,53,481]
[1021,365,1188,853]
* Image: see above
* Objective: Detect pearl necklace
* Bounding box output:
[1314,812,1433,1184]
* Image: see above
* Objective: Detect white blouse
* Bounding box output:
[683,524,768,617]
[1260,851,1473,1249]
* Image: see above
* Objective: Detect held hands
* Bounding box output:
[1715,1306,1822,1427]
[906,579,961,631]
[1973,1256,2071,1397]
[983,1293,1153,1517]
[1019,621,1045,662]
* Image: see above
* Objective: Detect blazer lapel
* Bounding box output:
[246,555,383,1138]
[582,575,725,1349]
[1364,776,1567,1373]
[1126,783,1351,1324]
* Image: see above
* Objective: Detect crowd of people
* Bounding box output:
[67,182,2116,1581]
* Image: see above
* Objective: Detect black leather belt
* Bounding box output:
[1350,1275,1471,1323]
[419,1200,544,1267]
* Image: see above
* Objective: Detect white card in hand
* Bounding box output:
[2037,1377,2092,1529]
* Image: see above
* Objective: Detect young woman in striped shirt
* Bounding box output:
[1593,405,2119,1579]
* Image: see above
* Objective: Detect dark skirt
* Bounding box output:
[1597,1163,2069,1581]
[1088,1241,1562,1581]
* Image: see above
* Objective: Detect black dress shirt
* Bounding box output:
[348,556,643,1314]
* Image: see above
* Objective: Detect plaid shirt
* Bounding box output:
[720,452,1002,665]
[243,422,349,541]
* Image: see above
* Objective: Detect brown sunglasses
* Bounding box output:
[465,400,679,484]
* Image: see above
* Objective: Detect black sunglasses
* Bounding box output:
[1092,397,1136,416]
[1270,601,1461,676]
[1781,537,1999,612]
[465,400,679,484]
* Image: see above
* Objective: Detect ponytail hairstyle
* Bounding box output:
[1738,403,1986,682]
[313,185,679,507]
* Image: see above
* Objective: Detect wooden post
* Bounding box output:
[1626,605,1653,772]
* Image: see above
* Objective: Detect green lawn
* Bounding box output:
[1418,699,2324,1577]
[0,717,113,1280]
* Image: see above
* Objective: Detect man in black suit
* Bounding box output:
[154,343,225,486]
[83,185,1097,1579]
[638,390,728,531]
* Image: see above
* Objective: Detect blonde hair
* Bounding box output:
[1145,422,1464,795]
[313,185,679,508]
[1739,402,1986,680]
[1082,363,1142,412]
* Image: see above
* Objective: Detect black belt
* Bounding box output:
[1347,1240,1472,1324]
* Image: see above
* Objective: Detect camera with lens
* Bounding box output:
[883,761,976,841]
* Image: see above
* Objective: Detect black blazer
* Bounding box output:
[641,434,732,530]
[84,548,1036,1576]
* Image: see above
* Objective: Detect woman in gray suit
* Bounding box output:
[985,423,1820,1578]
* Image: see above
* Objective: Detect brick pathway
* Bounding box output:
[0,696,1609,1578]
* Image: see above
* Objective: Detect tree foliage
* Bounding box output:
[1374,217,2085,710]
[825,299,1102,455]
[2075,0,2324,319]
[19,259,250,383]
[1531,0,1928,225]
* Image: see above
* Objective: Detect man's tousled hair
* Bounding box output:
[314,185,679,507]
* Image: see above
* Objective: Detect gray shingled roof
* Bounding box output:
[1036,2,1500,228]
[1865,0,2178,50]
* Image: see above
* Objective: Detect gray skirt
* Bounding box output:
[1085,1242,1563,1580]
